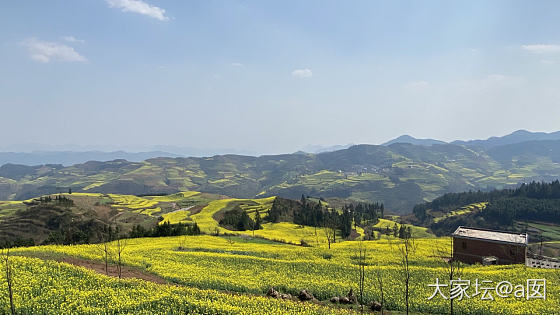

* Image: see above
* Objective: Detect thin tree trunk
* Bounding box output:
[117,239,122,279]
[5,249,16,315]
[104,243,109,276]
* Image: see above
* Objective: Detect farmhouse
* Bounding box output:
[452,226,528,265]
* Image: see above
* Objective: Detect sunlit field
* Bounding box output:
[11,235,558,314]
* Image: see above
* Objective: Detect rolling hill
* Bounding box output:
[381,135,446,146]
[2,138,560,213]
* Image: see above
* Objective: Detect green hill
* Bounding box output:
[410,181,560,257]
[2,141,560,213]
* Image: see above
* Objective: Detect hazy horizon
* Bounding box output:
[0,128,557,156]
[2,1,560,155]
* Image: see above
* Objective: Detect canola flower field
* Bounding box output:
[0,256,348,314]
[11,235,559,314]
[1,191,558,314]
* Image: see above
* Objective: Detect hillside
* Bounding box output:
[453,129,560,149]
[410,181,560,256]
[0,150,181,166]
[382,135,446,146]
[2,139,560,213]
[0,190,431,247]
[0,191,227,246]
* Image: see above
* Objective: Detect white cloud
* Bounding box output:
[20,38,87,63]
[291,68,312,78]
[231,62,243,67]
[62,36,85,44]
[405,80,429,91]
[106,0,169,21]
[521,44,560,54]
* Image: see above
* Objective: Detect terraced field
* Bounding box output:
[431,202,488,223]
[4,142,560,213]
[0,191,368,246]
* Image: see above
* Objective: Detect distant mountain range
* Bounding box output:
[451,129,560,149]
[1,129,560,214]
[382,129,560,149]
[382,135,446,146]
[2,130,559,166]
[0,151,181,167]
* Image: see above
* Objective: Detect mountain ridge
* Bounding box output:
[2,139,560,214]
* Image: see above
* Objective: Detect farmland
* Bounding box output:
[6,235,558,314]
[4,140,560,213]
[0,255,348,314]
[0,191,558,314]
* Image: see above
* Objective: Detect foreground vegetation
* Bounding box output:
[9,235,558,314]
[0,255,348,314]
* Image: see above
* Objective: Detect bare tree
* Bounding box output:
[102,241,111,276]
[324,220,337,249]
[96,229,113,276]
[115,237,127,279]
[374,263,385,314]
[397,230,416,315]
[357,240,367,313]
[3,249,15,315]
[434,237,463,315]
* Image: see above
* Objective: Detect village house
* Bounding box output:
[452,226,528,265]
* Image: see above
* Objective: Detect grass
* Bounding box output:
[527,222,560,240]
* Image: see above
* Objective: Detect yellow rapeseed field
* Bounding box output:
[11,235,559,314]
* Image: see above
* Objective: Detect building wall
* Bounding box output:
[453,237,526,265]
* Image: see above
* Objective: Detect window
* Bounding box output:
[510,247,516,256]
[462,241,467,250]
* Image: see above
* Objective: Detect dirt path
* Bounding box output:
[56,257,168,284]
[24,255,370,312]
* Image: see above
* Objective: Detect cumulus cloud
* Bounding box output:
[106,0,169,21]
[521,44,560,54]
[291,68,312,78]
[61,36,85,44]
[20,38,87,63]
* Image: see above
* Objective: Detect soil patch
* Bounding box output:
[188,205,205,215]
[57,256,168,284]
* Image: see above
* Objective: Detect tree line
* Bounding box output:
[129,221,201,238]
[415,180,560,235]
[414,180,560,223]
[219,207,263,231]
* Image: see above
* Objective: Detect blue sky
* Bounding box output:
[1,0,560,154]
